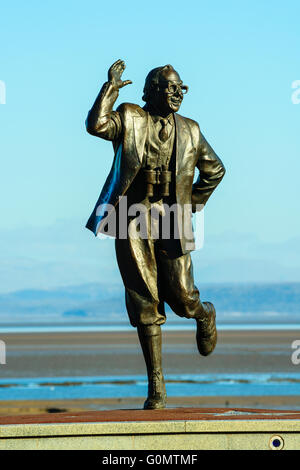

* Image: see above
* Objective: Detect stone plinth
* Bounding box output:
[0,408,300,450]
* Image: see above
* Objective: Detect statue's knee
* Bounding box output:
[170,297,199,318]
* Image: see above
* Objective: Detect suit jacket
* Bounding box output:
[85,81,226,254]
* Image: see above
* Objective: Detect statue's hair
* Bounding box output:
[142,64,175,102]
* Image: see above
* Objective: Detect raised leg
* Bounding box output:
[158,250,217,356]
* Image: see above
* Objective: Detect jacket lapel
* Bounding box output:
[133,108,148,163]
[174,113,190,173]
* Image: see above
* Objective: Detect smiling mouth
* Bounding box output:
[170,98,182,106]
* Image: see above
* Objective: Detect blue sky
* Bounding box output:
[0,0,300,291]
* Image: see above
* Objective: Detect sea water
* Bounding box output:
[1,323,300,333]
[0,372,299,401]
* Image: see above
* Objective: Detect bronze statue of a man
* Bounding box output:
[85,59,226,409]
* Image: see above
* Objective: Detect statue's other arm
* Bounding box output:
[192,126,226,210]
[86,60,132,141]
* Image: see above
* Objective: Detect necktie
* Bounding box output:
[159,118,169,143]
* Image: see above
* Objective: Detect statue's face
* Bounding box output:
[151,69,188,115]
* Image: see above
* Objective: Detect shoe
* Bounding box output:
[196,302,217,356]
[143,370,167,410]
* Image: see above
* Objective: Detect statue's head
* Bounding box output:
[142,65,188,115]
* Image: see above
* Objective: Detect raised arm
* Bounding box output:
[192,129,226,211]
[85,59,132,141]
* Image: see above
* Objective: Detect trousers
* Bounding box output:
[115,221,203,327]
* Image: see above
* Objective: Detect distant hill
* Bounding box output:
[1,219,300,294]
[0,282,299,325]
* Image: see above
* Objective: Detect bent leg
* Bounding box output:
[157,250,204,319]
[157,249,217,356]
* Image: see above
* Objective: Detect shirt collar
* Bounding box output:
[150,113,174,126]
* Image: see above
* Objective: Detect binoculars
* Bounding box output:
[144,165,172,197]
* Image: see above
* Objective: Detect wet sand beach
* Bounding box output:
[0,329,299,414]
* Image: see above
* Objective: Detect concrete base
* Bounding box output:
[0,408,300,450]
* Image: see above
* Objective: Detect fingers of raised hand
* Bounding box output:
[111,59,125,73]
[108,60,122,79]
[108,60,130,88]
[110,59,123,70]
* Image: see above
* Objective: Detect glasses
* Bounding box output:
[161,81,189,95]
